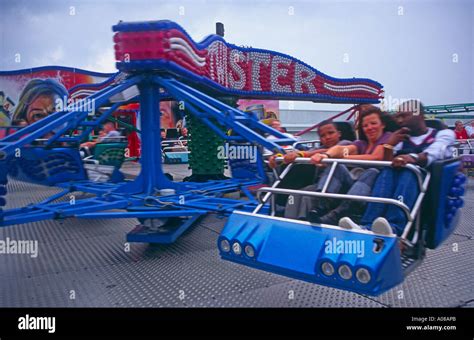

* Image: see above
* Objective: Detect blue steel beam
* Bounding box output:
[199,117,244,141]
[45,102,124,146]
[154,77,291,153]
[112,77,178,195]
[155,78,286,152]
[159,95,243,142]
[0,73,270,229]
[162,78,292,140]
[1,212,56,226]
[36,188,72,205]
[76,209,207,219]
[0,197,130,227]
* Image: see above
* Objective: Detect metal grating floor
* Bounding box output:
[0,169,473,308]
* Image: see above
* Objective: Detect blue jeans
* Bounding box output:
[315,168,380,224]
[361,168,419,235]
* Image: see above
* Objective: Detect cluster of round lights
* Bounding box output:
[322,83,379,96]
[0,164,7,210]
[219,238,256,259]
[220,239,230,253]
[320,261,371,284]
[221,239,372,284]
[446,173,466,225]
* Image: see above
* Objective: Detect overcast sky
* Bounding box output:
[1,0,473,110]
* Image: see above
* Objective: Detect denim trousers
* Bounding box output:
[320,167,380,223]
[360,168,420,235]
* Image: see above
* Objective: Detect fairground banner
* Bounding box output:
[0,66,115,126]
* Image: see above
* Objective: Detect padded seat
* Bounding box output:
[93,142,127,168]
[425,119,448,131]
[422,158,464,249]
[333,121,356,141]
[275,164,319,206]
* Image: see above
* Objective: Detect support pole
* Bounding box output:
[115,77,177,195]
[139,79,177,194]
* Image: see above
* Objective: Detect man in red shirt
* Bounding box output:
[454,120,469,140]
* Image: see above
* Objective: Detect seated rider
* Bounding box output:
[454,120,469,140]
[464,121,474,139]
[268,119,352,169]
[268,120,353,217]
[161,128,170,148]
[179,127,189,145]
[80,122,121,156]
[339,100,456,236]
[303,106,400,224]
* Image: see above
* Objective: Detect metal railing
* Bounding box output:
[161,139,189,153]
[454,139,474,155]
[252,157,430,244]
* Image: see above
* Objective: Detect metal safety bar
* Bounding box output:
[162,139,189,153]
[161,139,188,146]
[252,157,430,243]
[162,147,189,153]
[454,139,474,155]
[256,186,413,219]
[254,162,295,214]
[275,157,426,191]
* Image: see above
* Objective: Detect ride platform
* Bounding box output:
[0,163,472,308]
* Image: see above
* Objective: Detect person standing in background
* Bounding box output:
[454,120,469,140]
[464,121,474,138]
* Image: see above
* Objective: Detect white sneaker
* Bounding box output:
[338,217,362,230]
[371,217,395,236]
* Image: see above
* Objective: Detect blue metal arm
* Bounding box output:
[154,77,292,154]
[45,102,124,146]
